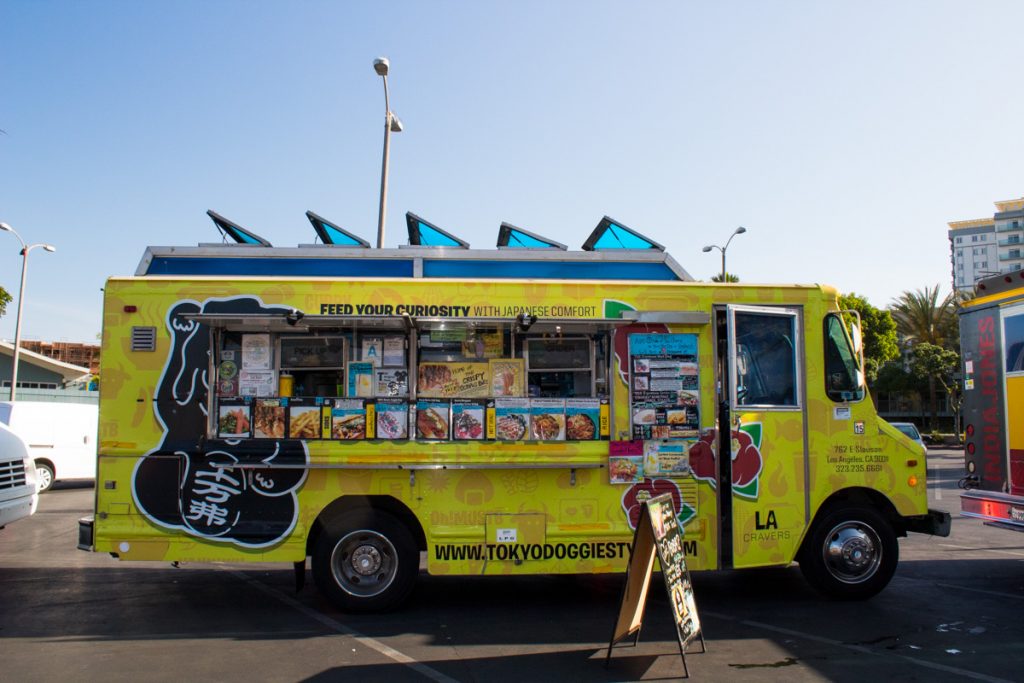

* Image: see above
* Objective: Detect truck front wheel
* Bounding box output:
[799,505,898,600]
[312,510,418,612]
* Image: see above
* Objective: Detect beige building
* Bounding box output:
[949,197,1024,292]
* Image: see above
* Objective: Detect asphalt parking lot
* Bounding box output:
[2,448,1022,682]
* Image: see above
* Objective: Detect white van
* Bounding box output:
[0,402,98,492]
[0,421,38,527]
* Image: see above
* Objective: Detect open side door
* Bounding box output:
[719,304,809,569]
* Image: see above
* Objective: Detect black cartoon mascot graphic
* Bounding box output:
[132,296,309,548]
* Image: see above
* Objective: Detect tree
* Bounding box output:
[908,342,960,432]
[889,285,957,349]
[0,286,11,318]
[711,273,739,282]
[838,292,899,384]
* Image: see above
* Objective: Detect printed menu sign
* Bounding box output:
[629,334,699,439]
[241,333,271,370]
[418,362,490,398]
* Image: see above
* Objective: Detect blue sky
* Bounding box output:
[2,1,1023,342]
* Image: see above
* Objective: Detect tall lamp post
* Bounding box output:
[0,222,56,401]
[373,57,404,249]
[702,226,747,281]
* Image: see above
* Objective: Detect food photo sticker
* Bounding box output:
[288,401,323,439]
[565,398,600,441]
[253,398,287,439]
[530,398,566,441]
[415,400,451,440]
[451,400,486,440]
[331,399,367,440]
[608,455,644,484]
[489,358,525,397]
[494,398,530,441]
[375,399,409,440]
[217,399,251,438]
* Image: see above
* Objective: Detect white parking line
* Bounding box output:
[227,569,460,683]
[938,542,1024,559]
[703,610,1014,683]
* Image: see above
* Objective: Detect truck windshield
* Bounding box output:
[823,314,864,402]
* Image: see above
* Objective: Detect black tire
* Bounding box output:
[312,509,418,613]
[799,505,898,600]
[36,462,55,493]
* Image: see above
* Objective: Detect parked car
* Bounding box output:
[889,421,926,451]
[0,402,97,492]
[0,421,39,528]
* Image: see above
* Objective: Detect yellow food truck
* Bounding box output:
[959,271,1024,531]
[78,212,950,611]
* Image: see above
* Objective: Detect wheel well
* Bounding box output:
[801,487,906,555]
[306,496,426,557]
[34,458,54,474]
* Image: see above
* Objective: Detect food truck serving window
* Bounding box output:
[202,313,614,442]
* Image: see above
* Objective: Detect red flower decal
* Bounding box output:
[621,478,682,530]
[732,430,762,488]
[689,429,717,482]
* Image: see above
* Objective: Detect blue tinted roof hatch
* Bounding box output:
[496,222,567,250]
[581,216,664,251]
[207,210,272,247]
[305,211,369,247]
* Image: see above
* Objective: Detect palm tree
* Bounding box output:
[889,285,958,429]
[890,285,957,348]
[711,273,739,282]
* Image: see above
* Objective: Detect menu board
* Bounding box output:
[253,398,287,439]
[415,400,451,440]
[217,397,251,438]
[451,400,486,440]
[418,362,490,398]
[288,398,324,439]
[530,398,566,441]
[629,334,699,439]
[376,399,409,439]
[331,399,367,440]
[494,398,530,441]
[489,359,525,397]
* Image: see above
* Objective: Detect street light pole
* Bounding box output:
[702,226,747,281]
[0,222,56,401]
[374,57,403,250]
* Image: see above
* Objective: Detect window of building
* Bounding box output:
[972,235,979,242]
[956,237,963,244]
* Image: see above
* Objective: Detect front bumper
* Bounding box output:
[904,508,952,537]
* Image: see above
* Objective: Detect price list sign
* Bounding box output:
[628,333,699,439]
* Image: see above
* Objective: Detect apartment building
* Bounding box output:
[948,197,1024,292]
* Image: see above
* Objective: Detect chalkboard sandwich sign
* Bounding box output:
[606,493,705,677]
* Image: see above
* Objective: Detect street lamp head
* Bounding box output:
[0,222,11,232]
[43,244,56,253]
[373,57,390,77]
[702,246,713,253]
[735,226,747,235]
[389,113,404,132]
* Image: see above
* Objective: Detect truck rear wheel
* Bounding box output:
[312,510,417,612]
[799,505,898,600]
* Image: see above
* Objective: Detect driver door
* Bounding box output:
[725,305,808,569]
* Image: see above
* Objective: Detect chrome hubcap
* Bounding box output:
[36,467,52,490]
[822,521,882,584]
[330,530,397,598]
